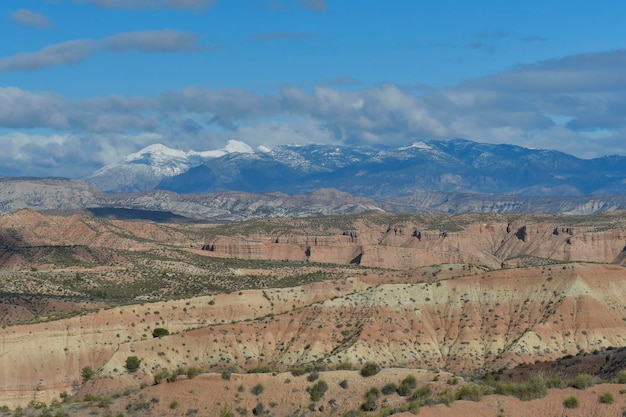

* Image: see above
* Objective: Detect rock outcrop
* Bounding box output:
[203,214,626,269]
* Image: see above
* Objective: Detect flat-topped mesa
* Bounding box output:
[201,218,626,269]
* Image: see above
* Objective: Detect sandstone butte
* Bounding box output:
[0,209,626,415]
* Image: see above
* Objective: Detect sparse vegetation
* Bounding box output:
[186,366,203,379]
[124,356,141,373]
[381,382,397,395]
[80,366,95,382]
[361,387,380,412]
[570,373,595,389]
[250,383,265,396]
[563,395,579,409]
[600,391,615,404]
[153,368,170,385]
[307,380,329,402]
[152,327,169,338]
[397,374,417,396]
[360,362,380,377]
[4,211,626,417]
[494,376,547,401]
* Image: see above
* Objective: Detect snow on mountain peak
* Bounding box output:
[126,144,189,163]
[400,141,433,151]
[225,140,254,154]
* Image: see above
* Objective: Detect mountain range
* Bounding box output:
[2,139,626,221]
[85,139,626,198]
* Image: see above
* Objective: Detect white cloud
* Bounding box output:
[0,30,200,73]
[10,9,54,28]
[0,40,95,72]
[103,30,199,52]
[3,48,626,177]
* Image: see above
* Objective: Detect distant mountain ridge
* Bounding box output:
[3,177,626,222]
[86,140,254,192]
[85,139,626,197]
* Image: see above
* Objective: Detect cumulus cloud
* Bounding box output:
[71,0,216,9]
[3,48,626,177]
[0,30,200,73]
[10,9,54,28]
[0,131,165,177]
[0,87,72,128]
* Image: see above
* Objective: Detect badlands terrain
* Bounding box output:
[1,209,626,416]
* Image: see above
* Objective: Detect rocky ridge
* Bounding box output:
[202,212,626,269]
[4,177,626,222]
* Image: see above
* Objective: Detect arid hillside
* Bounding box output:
[1,209,626,416]
[203,211,626,269]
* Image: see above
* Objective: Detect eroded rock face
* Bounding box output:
[203,217,626,269]
[2,263,626,407]
[2,211,626,408]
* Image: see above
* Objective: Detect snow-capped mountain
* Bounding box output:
[86,138,626,198]
[85,140,253,192]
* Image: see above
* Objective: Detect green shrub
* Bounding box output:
[247,364,278,374]
[124,356,141,373]
[618,371,626,384]
[546,376,566,388]
[600,392,615,404]
[290,367,306,377]
[335,361,353,371]
[59,391,70,403]
[339,379,349,389]
[153,368,170,385]
[152,328,169,338]
[494,377,547,401]
[361,388,380,412]
[170,400,179,410]
[455,383,488,402]
[219,404,235,417]
[250,383,264,396]
[360,362,380,377]
[434,389,455,406]
[381,383,397,395]
[397,374,418,397]
[307,370,319,382]
[402,374,417,388]
[186,366,203,379]
[570,373,595,389]
[307,380,328,402]
[221,367,236,380]
[81,366,95,382]
[410,385,432,403]
[563,395,579,409]
[252,402,264,416]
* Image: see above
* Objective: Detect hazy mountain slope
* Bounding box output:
[5,177,626,221]
[155,139,626,197]
[85,140,253,192]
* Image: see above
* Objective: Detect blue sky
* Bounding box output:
[1,0,626,178]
